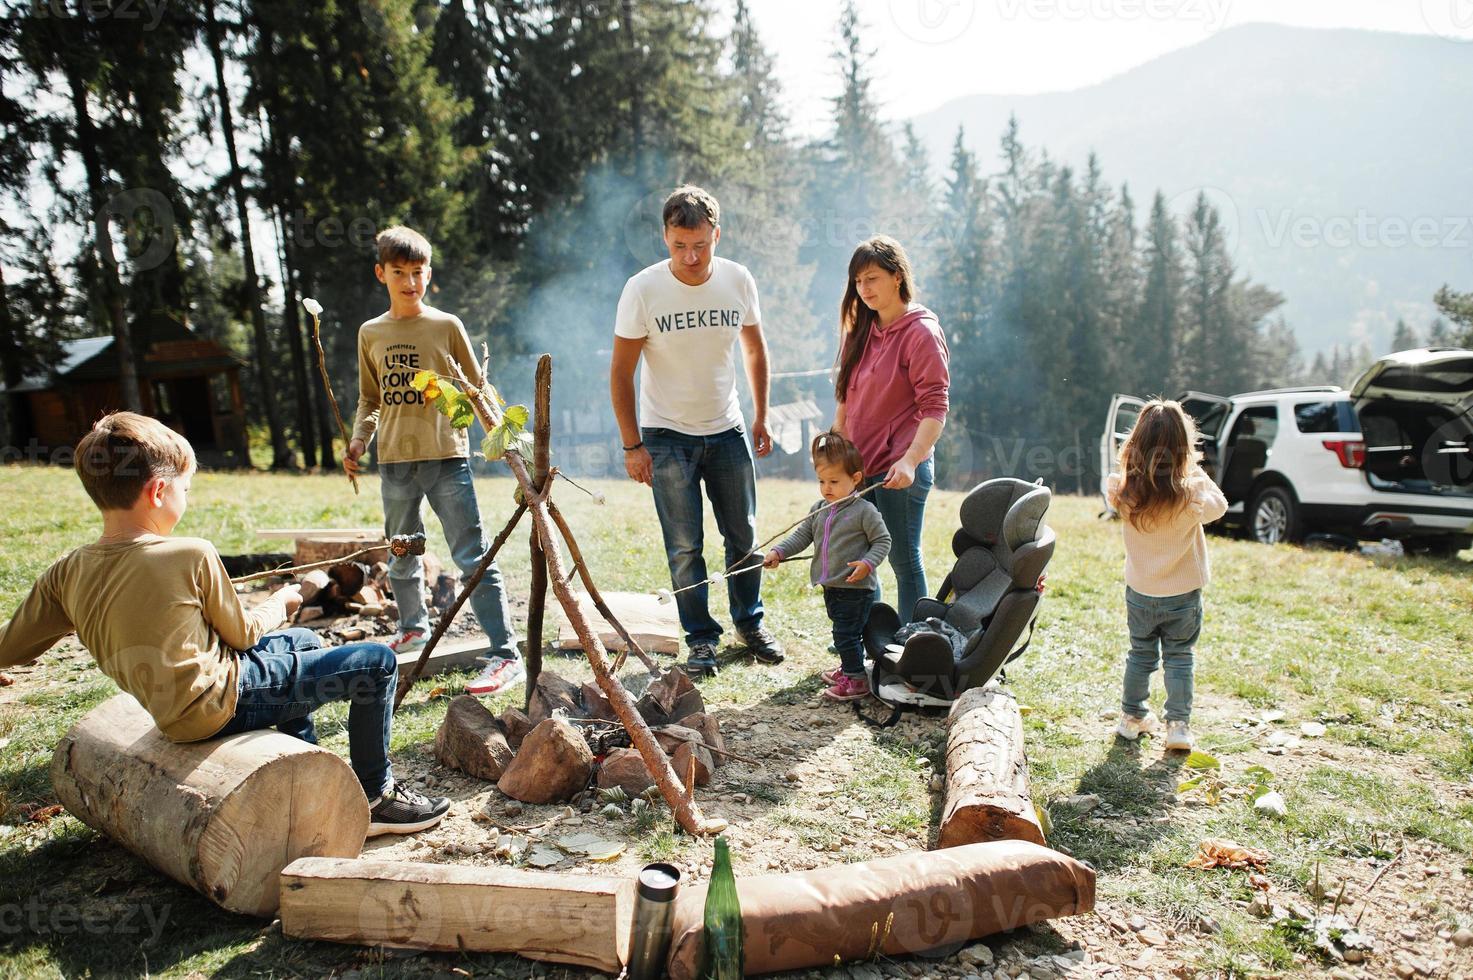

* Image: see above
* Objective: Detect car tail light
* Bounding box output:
[1322,439,1365,468]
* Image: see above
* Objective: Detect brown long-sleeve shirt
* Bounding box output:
[351,307,486,463]
[0,535,290,742]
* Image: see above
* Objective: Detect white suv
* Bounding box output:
[1100,348,1473,556]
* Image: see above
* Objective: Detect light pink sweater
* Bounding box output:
[1106,469,1229,597]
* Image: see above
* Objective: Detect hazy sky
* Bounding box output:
[735,0,1462,134]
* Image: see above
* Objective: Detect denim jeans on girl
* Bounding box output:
[865,456,934,623]
[215,628,397,799]
[825,587,876,677]
[643,425,764,647]
[380,457,517,658]
[1121,586,1202,723]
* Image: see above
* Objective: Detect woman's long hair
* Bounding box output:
[1112,399,1202,532]
[834,235,915,402]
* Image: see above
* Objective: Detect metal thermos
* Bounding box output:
[627,862,681,980]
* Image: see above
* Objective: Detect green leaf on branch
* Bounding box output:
[448,396,475,429]
[504,404,529,428]
[482,427,511,461]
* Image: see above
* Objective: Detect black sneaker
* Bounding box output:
[367,781,451,836]
[738,625,785,665]
[685,641,720,678]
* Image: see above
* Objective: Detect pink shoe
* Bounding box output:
[820,665,845,685]
[821,674,871,702]
[388,629,427,655]
[465,657,526,696]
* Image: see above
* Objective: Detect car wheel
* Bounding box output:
[1249,486,1299,545]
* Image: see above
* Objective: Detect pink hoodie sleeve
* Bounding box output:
[905,318,950,422]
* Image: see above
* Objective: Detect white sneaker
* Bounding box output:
[1115,710,1158,741]
[465,657,525,696]
[1165,720,1194,752]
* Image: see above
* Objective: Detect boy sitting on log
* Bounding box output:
[0,412,449,835]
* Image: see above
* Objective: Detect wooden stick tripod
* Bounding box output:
[394,354,726,836]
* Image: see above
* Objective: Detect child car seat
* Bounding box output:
[862,478,1055,712]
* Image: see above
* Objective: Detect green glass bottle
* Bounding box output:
[701,835,744,980]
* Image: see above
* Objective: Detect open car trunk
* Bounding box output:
[1351,349,1473,498]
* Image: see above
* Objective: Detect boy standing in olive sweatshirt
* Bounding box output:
[344,227,522,696]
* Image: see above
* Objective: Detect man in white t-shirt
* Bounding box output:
[610,185,784,677]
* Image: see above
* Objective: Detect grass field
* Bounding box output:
[0,464,1470,979]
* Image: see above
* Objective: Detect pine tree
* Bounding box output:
[1137,192,1183,394]
[1181,192,1232,391]
[1390,318,1420,353]
[1433,285,1473,346]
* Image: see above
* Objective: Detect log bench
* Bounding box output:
[51,694,368,917]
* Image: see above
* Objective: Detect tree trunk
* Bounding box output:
[51,694,368,917]
[271,184,318,467]
[523,354,552,708]
[61,35,141,414]
[938,684,1046,848]
[206,0,291,469]
[0,266,27,451]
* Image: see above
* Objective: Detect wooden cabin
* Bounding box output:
[2,318,250,467]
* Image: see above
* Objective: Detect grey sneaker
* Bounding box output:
[1115,710,1158,741]
[685,642,720,678]
[738,625,785,665]
[367,781,450,836]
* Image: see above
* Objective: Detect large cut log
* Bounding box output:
[52,694,368,917]
[279,856,633,973]
[938,684,1046,848]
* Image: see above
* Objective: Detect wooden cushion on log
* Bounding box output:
[666,840,1095,979]
[596,747,656,797]
[51,694,368,917]
[435,696,514,781]
[526,670,585,725]
[938,685,1045,847]
[279,856,632,973]
[553,590,681,655]
[674,712,725,769]
[497,718,593,803]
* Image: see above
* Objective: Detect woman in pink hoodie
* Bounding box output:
[833,236,950,622]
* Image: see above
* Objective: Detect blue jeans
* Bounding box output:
[1121,586,1202,723]
[380,457,517,658]
[825,587,875,677]
[865,456,934,623]
[643,425,764,647]
[216,629,397,798]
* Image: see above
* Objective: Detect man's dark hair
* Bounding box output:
[662,185,720,229]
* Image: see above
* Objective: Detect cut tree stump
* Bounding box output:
[497,718,593,803]
[52,694,368,917]
[553,590,681,656]
[434,696,514,780]
[938,684,1046,848]
[279,856,631,972]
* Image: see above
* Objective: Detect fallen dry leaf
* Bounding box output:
[24,804,64,824]
[1186,837,1270,871]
